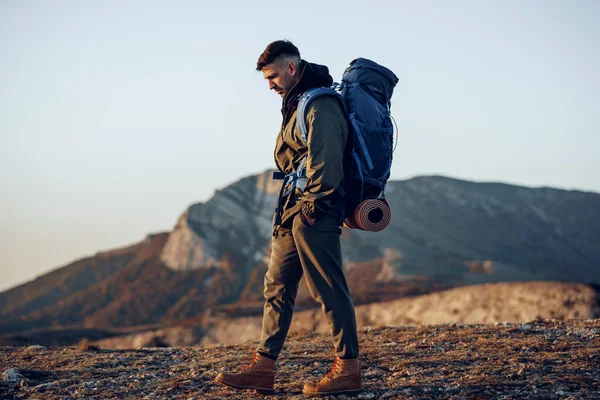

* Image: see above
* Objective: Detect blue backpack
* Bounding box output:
[296,58,399,223]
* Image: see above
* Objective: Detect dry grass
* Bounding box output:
[76,338,100,352]
[1,319,599,399]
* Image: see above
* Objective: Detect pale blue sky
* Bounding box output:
[1,0,599,292]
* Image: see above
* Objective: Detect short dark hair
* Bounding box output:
[256,40,301,71]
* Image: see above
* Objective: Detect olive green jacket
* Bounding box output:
[274,94,348,227]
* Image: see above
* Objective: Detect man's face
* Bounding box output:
[262,59,300,98]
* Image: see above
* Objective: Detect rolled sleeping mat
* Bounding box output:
[343,198,392,231]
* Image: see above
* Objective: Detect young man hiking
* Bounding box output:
[215,40,362,396]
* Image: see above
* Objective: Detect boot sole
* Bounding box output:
[215,376,275,395]
[302,387,363,396]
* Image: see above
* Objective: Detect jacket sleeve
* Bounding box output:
[301,96,348,218]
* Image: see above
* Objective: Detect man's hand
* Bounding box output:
[301,202,317,226]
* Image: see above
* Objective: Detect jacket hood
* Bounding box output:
[281,60,333,125]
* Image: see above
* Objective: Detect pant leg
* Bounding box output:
[256,226,304,359]
[291,212,359,359]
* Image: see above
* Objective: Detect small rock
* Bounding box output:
[519,324,532,332]
[364,368,385,377]
[3,368,24,383]
[26,345,46,351]
[32,382,54,391]
[358,393,375,399]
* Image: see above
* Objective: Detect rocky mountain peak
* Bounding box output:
[161,170,278,271]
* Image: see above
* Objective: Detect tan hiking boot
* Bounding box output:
[302,357,363,396]
[215,351,276,395]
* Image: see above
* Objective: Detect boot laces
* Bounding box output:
[240,351,260,371]
[325,357,342,381]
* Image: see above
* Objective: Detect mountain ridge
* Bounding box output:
[1,173,598,336]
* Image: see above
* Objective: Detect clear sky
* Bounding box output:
[1,0,599,292]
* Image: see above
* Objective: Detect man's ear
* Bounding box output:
[288,61,298,77]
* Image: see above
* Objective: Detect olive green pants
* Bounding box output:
[257,212,359,359]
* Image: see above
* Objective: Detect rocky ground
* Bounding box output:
[2,319,599,399]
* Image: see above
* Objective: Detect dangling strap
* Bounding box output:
[348,113,375,171]
[271,157,308,229]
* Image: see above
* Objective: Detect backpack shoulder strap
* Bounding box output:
[297,86,346,143]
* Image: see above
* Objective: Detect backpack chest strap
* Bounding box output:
[272,157,308,195]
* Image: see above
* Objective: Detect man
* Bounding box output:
[215,40,362,396]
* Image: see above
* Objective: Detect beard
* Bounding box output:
[273,85,286,97]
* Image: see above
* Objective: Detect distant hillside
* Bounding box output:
[0,233,241,333]
[1,172,598,334]
[89,281,600,349]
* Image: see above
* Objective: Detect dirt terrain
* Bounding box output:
[2,319,599,399]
